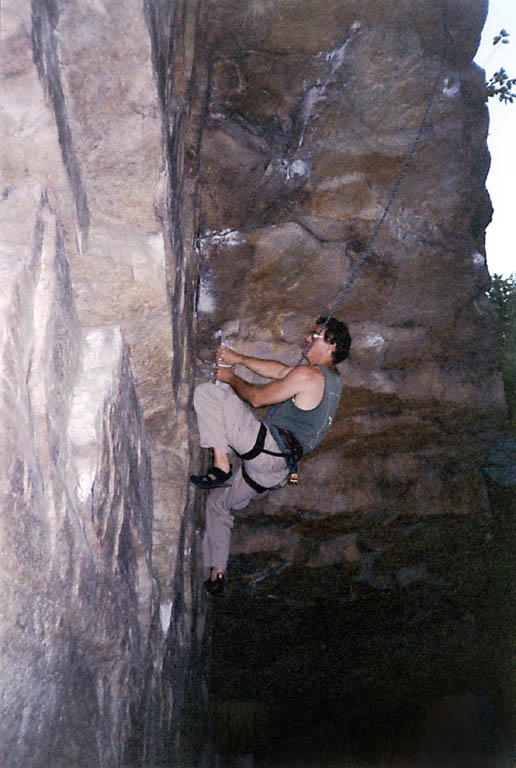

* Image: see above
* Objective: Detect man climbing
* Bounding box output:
[190,316,351,596]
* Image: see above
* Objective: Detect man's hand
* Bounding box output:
[214,361,235,384]
[216,346,242,366]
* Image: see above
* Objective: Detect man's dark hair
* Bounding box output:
[317,316,351,364]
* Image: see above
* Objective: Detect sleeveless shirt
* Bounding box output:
[264,365,342,456]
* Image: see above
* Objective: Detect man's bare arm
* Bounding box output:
[216,363,320,409]
[217,345,292,380]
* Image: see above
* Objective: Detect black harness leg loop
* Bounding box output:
[237,423,267,461]
[241,462,269,494]
[237,423,302,493]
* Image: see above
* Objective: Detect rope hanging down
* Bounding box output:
[311,53,446,345]
[266,48,447,421]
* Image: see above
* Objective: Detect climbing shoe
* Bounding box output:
[190,466,232,490]
[204,573,226,598]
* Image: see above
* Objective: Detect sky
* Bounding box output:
[474,0,516,277]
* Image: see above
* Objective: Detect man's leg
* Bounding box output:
[213,448,230,474]
[201,467,258,581]
[193,382,289,588]
[193,381,265,456]
[193,382,262,585]
[201,443,290,588]
[191,383,239,488]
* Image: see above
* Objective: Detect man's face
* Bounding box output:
[303,326,328,360]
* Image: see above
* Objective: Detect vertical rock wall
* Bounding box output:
[195,0,504,567]
[192,0,510,760]
[0,188,157,765]
[1,0,207,765]
[195,0,504,554]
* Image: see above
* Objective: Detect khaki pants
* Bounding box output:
[193,382,289,575]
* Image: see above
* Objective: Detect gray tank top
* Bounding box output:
[264,365,342,456]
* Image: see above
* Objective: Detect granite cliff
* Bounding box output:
[0,0,510,765]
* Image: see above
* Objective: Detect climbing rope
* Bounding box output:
[320,54,446,330]
[269,46,447,414]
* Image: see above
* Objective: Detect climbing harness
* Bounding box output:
[241,463,269,494]
[237,423,303,493]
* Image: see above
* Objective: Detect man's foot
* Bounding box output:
[204,573,226,597]
[190,466,232,490]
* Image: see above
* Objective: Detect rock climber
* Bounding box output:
[190,316,351,596]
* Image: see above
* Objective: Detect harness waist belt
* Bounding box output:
[238,423,304,494]
[274,427,304,466]
[237,423,303,466]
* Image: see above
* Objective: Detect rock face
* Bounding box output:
[0,190,155,765]
[193,0,509,762]
[0,0,510,765]
[1,1,206,765]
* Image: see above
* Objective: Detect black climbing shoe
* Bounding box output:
[190,466,232,490]
[204,573,226,598]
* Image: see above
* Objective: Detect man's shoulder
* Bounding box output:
[287,363,321,380]
[296,363,327,391]
[279,363,318,392]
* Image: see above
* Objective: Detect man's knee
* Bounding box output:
[206,492,234,528]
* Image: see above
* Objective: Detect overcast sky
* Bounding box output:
[474,0,516,277]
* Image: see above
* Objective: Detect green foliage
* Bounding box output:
[493,29,509,45]
[486,67,516,104]
[493,28,510,47]
[488,273,516,430]
[485,30,516,105]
